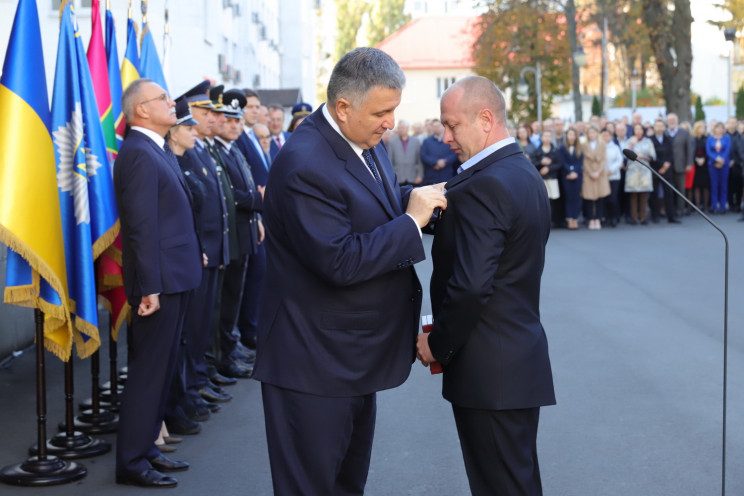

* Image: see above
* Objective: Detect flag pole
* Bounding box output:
[0,310,87,486]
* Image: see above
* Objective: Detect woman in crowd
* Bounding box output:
[558,127,583,229]
[706,121,731,213]
[531,129,564,226]
[601,127,623,227]
[516,123,536,157]
[625,123,655,224]
[581,125,609,230]
[692,121,710,211]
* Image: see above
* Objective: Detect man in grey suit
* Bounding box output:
[666,113,695,213]
[387,120,424,186]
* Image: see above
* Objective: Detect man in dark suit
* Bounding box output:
[650,119,679,223]
[267,103,291,160]
[253,47,447,495]
[416,76,555,496]
[114,79,202,488]
[666,113,695,214]
[234,89,270,351]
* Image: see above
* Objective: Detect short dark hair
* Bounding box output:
[327,47,405,108]
[243,88,259,100]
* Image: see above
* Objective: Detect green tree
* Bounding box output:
[710,0,744,32]
[736,87,744,119]
[695,95,706,122]
[591,95,601,116]
[367,0,411,47]
[641,0,693,122]
[473,1,571,122]
[334,0,367,60]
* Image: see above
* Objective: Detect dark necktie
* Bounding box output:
[362,148,385,194]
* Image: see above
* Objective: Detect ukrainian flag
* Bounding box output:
[121,15,140,92]
[0,0,73,360]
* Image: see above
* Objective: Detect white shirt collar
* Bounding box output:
[131,126,165,149]
[214,136,232,151]
[458,137,516,173]
[322,103,365,161]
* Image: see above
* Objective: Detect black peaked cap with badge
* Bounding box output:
[176,80,214,109]
[222,89,246,119]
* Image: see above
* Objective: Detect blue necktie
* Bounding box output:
[362,148,385,194]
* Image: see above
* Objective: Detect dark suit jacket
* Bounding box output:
[216,139,262,257]
[113,129,202,305]
[253,105,425,397]
[236,129,270,187]
[650,134,674,172]
[177,145,230,267]
[667,128,694,173]
[269,130,291,161]
[428,142,555,411]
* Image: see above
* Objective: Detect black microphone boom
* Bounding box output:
[623,148,730,496]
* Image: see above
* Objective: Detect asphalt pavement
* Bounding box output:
[2,213,744,495]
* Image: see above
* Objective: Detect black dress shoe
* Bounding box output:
[184,406,210,422]
[668,218,681,224]
[157,443,177,453]
[218,361,253,379]
[236,341,256,356]
[116,469,177,487]
[148,453,189,473]
[210,372,237,386]
[233,349,256,363]
[163,436,182,445]
[199,386,233,403]
[242,336,257,350]
[165,416,202,435]
[204,402,221,413]
[207,383,227,395]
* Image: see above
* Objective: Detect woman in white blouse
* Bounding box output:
[602,128,624,227]
[624,123,655,225]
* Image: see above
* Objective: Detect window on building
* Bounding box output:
[436,77,457,98]
[52,0,92,8]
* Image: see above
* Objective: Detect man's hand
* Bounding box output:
[434,158,446,170]
[138,294,160,317]
[257,185,266,200]
[258,218,265,244]
[566,171,578,180]
[660,161,671,174]
[202,253,208,267]
[414,176,423,185]
[685,164,693,173]
[416,333,435,367]
[540,166,549,176]
[406,184,447,227]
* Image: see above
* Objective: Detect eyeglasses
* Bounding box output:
[256,134,271,139]
[139,93,171,106]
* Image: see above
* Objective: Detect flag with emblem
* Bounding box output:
[51,0,120,357]
[0,0,74,360]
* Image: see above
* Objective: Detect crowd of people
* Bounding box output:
[387,112,744,230]
[113,78,313,488]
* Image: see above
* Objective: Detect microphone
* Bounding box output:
[623,147,731,496]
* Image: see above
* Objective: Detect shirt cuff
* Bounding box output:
[405,213,423,238]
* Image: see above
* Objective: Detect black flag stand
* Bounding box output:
[0,309,87,486]
[30,357,110,459]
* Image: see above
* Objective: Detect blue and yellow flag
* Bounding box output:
[51,1,121,357]
[121,14,140,92]
[105,3,125,148]
[0,0,73,360]
[139,14,169,93]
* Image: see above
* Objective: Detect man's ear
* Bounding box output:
[134,102,148,120]
[479,109,494,134]
[334,98,352,124]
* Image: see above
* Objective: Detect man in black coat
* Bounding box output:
[650,119,679,223]
[417,76,555,495]
[114,79,202,488]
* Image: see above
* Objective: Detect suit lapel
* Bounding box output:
[445,142,524,190]
[312,106,397,219]
[138,132,193,203]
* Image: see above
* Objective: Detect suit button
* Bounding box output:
[409,297,415,302]
[234,201,238,205]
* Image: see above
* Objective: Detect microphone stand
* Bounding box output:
[624,149,729,496]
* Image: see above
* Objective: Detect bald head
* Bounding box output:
[444,76,507,125]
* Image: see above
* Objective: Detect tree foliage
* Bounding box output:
[710,0,744,32]
[367,0,411,47]
[694,95,706,122]
[736,86,744,120]
[591,95,601,116]
[334,0,412,60]
[334,0,368,60]
[473,0,571,122]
